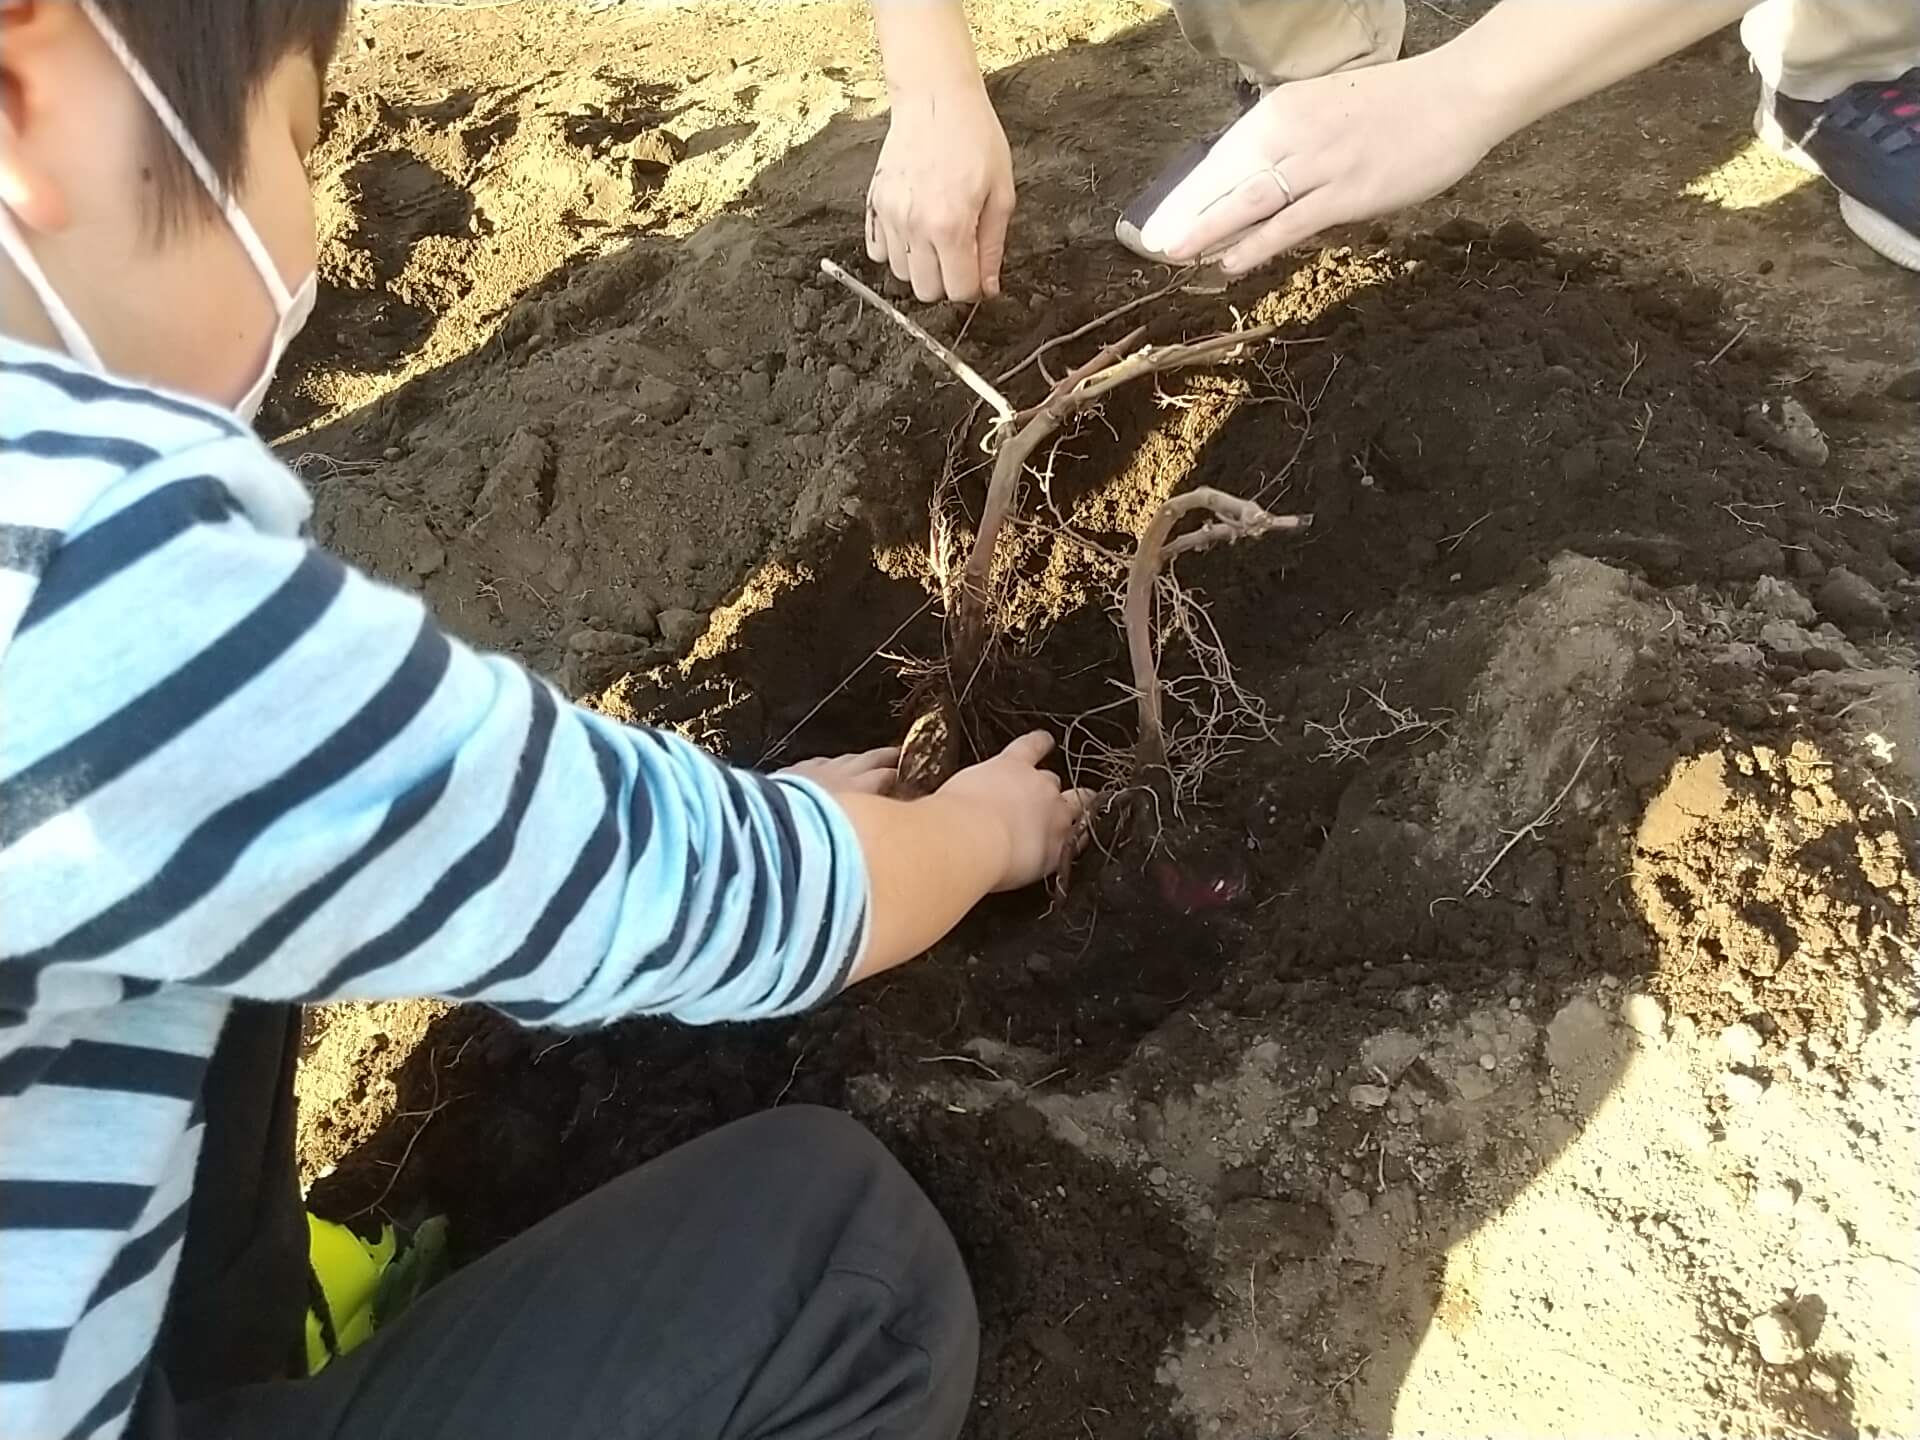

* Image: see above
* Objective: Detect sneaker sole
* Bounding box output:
[1753,97,1920,272]
[1838,193,1920,272]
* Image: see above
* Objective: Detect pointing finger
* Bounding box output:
[1001,730,1056,766]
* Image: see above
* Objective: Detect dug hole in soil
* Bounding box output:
[295,216,1918,1438]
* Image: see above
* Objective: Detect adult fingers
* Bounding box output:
[1174,142,1338,264]
[933,225,984,304]
[1136,109,1289,257]
[1000,729,1056,767]
[850,746,903,769]
[879,212,913,285]
[976,180,1015,300]
[1163,160,1299,264]
[864,193,887,265]
[1216,185,1350,275]
[907,231,950,303]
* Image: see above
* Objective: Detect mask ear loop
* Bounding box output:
[75,0,296,312]
[0,204,107,368]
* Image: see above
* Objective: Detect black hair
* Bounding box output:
[89,0,352,227]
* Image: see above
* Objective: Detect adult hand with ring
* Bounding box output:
[1137,50,1503,276]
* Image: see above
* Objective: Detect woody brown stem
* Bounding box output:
[1123,488,1311,800]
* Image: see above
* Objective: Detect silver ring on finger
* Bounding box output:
[1269,162,1295,206]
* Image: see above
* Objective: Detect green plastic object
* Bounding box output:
[304,1212,451,1374]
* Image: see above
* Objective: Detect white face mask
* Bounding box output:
[0,0,316,422]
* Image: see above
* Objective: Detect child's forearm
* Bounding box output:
[1449,0,1758,142]
[835,789,1008,983]
[872,0,984,99]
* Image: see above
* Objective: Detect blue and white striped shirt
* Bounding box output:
[0,339,870,1440]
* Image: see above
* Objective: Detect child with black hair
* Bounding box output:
[0,4,1086,1436]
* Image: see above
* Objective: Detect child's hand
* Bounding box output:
[781,746,901,796]
[937,731,1091,892]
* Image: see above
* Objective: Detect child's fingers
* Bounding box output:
[1000,729,1056,767]
[1064,788,1093,842]
[849,745,902,769]
[842,766,899,796]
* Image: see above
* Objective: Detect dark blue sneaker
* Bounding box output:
[1757,67,1920,271]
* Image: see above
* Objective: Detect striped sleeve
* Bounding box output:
[0,443,870,1030]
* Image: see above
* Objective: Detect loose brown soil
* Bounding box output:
[291,4,1918,1437]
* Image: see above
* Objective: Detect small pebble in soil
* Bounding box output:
[1348,1083,1391,1109]
[382,446,403,461]
[1478,1053,1497,1071]
[1722,1071,1767,1105]
[704,346,733,370]
[1337,1189,1371,1218]
[1290,1107,1319,1132]
[1750,577,1814,624]
[1719,1022,1764,1064]
[1742,397,1829,467]
[1147,1166,1170,1187]
[1621,992,1667,1038]
[632,378,692,424]
[1760,619,1813,657]
[1749,1309,1806,1366]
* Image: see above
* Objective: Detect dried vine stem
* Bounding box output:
[820,254,1295,676]
[953,321,1288,677]
[820,255,1311,800]
[1125,488,1310,799]
[993,269,1195,387]
[818,258,1013,422]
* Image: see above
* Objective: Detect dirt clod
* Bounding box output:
[1750,1308,1807,1366]
[1743,397,1830,468]
[1815,567,1891,634]
[633,378,692,423]
[656,607,707,652]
